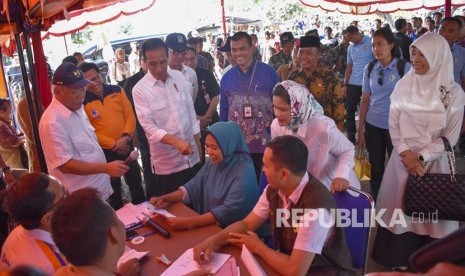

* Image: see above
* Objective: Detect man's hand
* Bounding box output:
[193,236,221,265]
[166,217,194,230]
[150,196,171,209]
[226,231,265,254]
[113,137,130,155]
[331,178,350,193]
[175,139,193,155]
[105,161,129,177]
[198,115,211,131]
[117,258,140,276]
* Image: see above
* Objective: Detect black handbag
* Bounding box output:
[404,136,465,221]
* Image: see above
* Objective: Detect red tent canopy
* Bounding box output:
[299,0,465,15]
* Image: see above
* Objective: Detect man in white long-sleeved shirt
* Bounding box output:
[133,38,202,196]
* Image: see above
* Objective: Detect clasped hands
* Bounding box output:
[400,150,425,177]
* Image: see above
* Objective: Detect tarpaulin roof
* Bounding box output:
[299,0,465,14]
[41,0,156,38]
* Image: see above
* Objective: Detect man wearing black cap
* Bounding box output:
[187,37,209,70]
[39,62,129,202]
[269,32,295,71]
[289,35,345,131]
[217,37,235,77]
[166,33,198,101]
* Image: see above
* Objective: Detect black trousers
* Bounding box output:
[365,122,393,200]
[155,162,202,196]
[345,84,362,143]
[138,139,158,199]
[105,147,145,210]
[251,153,263,184]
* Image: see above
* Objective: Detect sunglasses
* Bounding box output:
[378,69,384,86]
[169,48,188,56]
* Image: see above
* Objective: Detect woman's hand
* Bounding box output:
[400,150,421,170]
[408,163,425,177]
[167,217,194,230]
[150,196,170,209]
[357,131,365,147]
[331,178,350,193]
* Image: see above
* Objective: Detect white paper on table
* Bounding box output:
[117,246,149,267]
[241,244,266,276]
[116,202,175,228]
[160,248,230,276]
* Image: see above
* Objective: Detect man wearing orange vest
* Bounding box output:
[1,173,68,274]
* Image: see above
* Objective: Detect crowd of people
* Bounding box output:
[0,9,465,276]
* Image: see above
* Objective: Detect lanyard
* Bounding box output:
[237,60,258,101]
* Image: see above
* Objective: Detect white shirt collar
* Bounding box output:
[278,172,310,208]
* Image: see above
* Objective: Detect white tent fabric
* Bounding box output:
[42,0,156,38]
[299,0,465,14]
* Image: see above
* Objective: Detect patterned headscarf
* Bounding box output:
[278,80,324,130]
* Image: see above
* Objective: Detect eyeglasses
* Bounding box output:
[169,48,188,56]
[378,69,384,86]
[43,185,69,214]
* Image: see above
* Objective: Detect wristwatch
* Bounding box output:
[123,133,131,143]
[418,154,425,162]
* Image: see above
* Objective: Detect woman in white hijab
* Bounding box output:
[372,33,465,269]
[271,80,360,193]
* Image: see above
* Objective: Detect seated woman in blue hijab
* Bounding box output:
[150,121,258,229]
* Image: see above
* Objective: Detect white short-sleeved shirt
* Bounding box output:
[133,69,200,175]
[253,173,331,254]
[39,98,112,200]
[1,226,64,275]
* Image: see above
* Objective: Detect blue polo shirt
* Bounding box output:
[452,43,465,85]
[362,58,412,129]
[220,59,279,153]
[347,35,374,86]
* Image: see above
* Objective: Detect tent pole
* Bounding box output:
[221,0,227,36]
[14,33,48,173]
[445,0,451,17]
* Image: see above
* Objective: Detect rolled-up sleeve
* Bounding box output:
[326,121,355,180]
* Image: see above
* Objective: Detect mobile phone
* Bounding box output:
[126,229,138,240]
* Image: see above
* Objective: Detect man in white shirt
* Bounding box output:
[166,33,198,101]
[1,173,68,275]
[39,62,128,201]
[133,38,202,196]
[193,136,354,275]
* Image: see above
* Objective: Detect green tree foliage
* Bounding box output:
[117,23,134,35]
[70,26,94,45]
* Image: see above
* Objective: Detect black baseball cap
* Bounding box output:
[165,33,188,50]
[52,62,91,90]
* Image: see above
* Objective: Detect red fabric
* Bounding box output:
[30,31,52,109]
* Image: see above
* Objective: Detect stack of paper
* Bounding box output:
[117,246,149,267]
[116,202,175,228]
[241,245,266,276]
[160,248,230,276]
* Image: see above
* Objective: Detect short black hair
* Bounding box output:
[186,45,197,55]
[395,18,407,31]
[345,25,360,35]
[0,98,11,111]
[72,52,82,57]
[78,62,100,74]
[374,19,382,24]
[140,38,168,60]
[266,136,308,176]
[62,55,78,65]
[440,17,463,28]
[4,173,54,230]
[51,188,116,266]
[231,32,252,47]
